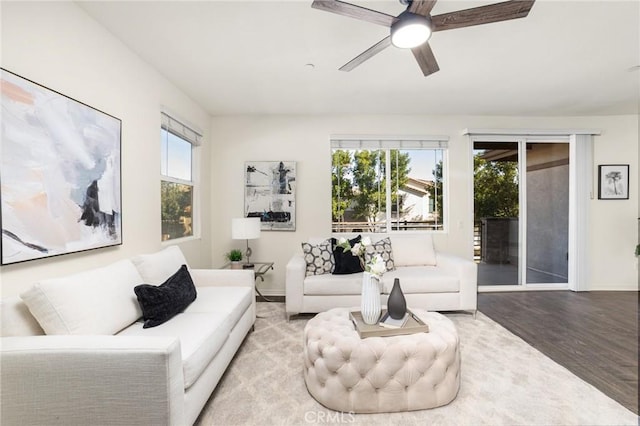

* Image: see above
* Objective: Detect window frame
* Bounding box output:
[160,112,202,243]
[331,136,449,234]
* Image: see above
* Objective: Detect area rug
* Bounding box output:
[195,303,637,425]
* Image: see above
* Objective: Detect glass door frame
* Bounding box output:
[471,134,572,292]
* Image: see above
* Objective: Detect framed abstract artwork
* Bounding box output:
[1,68,122,265]
[245,161,296,231]
[598,164,629,200]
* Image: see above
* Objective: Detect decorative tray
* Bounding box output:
[349,309,430,338]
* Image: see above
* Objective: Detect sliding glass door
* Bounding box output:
[473,141,520,285]
[474,138,569,287]
[525,142,569,284]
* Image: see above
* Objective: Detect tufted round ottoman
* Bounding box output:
[303,308,460,413]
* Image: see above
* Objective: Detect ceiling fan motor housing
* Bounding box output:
[391,11,432,49]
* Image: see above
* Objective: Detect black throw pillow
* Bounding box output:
[331,235,364,275]
[134,264,197,328]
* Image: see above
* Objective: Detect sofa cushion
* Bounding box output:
[184,286,252,326]
[304,273,362,295]
[331,236,364,275]
[134,265,197,328]
[20,259,144,335]
[118,312,231,389]
[132,245,189,285]
[389,234,436,266]
[384,267,459,293]
[365,237,395,271]
[304,267,458,295]
[301,239,334,276]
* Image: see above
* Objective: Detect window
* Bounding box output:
[331,138,447,233]
[160,112,201,241]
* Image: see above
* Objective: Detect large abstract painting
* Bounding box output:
[245,161,296,231]
[1,69,122,265]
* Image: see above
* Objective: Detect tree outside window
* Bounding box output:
[161,127,194,241]
[332,147,445,232]
[473,153,519,220]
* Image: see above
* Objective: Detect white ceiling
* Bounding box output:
[77,0,640,116]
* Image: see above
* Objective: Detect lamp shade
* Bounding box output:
[232,217,261,240]
[390,12,432,49]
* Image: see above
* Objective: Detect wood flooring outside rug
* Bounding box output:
[478,291,639,415]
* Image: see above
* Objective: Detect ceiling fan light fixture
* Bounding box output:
[390,12,432,49]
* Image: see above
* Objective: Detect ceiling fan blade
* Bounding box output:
[340,37,392,72]
[311,0,396,27]
[408,0,438,17]
[432,0,535,32]
[412,42,440,77]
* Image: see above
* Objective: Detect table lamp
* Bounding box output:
[232,217,261,267]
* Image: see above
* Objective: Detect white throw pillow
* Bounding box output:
[20,259,144,335]
[1,297,45,337]
[131,245,189,285]
[389,234,437,266]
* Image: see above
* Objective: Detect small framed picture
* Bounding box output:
[598,164,629,200]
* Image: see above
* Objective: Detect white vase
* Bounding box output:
[360,272,382,325]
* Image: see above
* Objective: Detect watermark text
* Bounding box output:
[304,410,356,424]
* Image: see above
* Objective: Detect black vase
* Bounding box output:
[387,278,407,319]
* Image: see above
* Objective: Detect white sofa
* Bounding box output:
[286,233,477,320]
[0,246,255,426]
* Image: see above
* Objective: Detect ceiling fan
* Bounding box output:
[312,0,535,76]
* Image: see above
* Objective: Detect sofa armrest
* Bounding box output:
[190,269,255,289]
[285,254,307,317]
[436,253,478,311]
[1,335,184,426]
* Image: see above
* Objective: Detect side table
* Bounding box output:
[220,261,274,302]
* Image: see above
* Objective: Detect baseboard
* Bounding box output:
[256,295,285,303]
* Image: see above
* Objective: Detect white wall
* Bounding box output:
[590,116,639,289]
[211,114,638,294]
[0,2,212,297]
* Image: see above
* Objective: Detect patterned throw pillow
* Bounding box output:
[301,240,334,276]
[366,237,395,271]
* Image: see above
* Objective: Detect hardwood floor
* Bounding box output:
[478,291,639,415]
